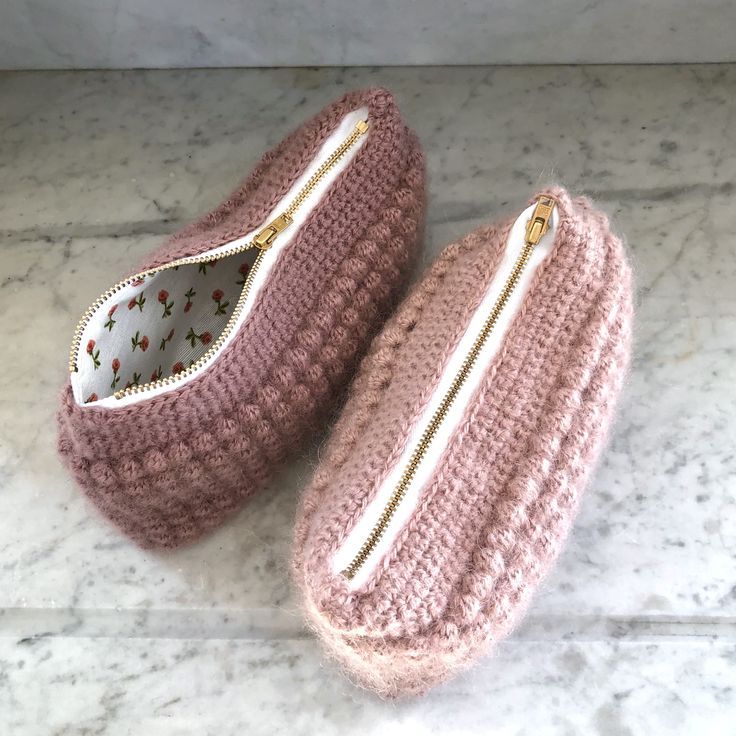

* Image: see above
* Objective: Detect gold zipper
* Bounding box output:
[341,196,556,580]
[68,118,369,400]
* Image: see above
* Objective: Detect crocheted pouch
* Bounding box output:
[293,187,633,697]
[57,88,425,548]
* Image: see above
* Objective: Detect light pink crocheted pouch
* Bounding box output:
[57,88,425,548]
[293,187,633,697]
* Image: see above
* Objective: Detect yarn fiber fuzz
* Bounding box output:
[292,187,633,697]
[57,88,426,549]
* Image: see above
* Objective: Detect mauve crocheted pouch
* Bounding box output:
[292,187,633,697]
[57,87,425,548]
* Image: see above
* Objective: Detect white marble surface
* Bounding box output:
[5,638,734,735]
[2,1,736,69]
[1,66,735,733]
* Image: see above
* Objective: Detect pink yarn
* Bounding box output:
[292,187,633,697]
[57,88,426,549]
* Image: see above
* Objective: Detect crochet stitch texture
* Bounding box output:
[57,88,426,548]
[292,187,633,697]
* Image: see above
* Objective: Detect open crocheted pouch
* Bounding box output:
[70,109,369,407]
[293,187,633,697]
[58,88,426,548]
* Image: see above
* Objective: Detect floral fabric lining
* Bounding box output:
[80,251,257,402]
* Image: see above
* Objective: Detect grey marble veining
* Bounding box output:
[4,638,734,735]
[2,0,736,69]
[1,66,735,732]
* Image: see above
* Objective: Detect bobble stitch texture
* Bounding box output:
[292,187,633,697]
[57,88,426,549]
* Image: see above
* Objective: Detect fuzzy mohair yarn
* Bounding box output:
[292,187,633,697]
[57,88,426,549]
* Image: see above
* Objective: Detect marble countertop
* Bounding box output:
[1,66,734,734]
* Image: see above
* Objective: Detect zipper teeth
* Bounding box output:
[113,249,265,399]
[68,118,369,399]
[284,120,367,218]
[67,242,256,375]
[341,200,554,580]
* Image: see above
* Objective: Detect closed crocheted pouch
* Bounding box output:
[57,87,425,549]
[292,187,633,697]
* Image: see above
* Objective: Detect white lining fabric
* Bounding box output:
[332,203,559,588]
[72,107,369,408]
[71,254,253,403]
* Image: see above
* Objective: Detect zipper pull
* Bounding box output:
[253,213,293,250]
[525,197,556,246]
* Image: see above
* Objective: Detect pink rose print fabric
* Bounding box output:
[78,247,258,402]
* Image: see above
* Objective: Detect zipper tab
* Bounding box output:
[253,213,293,251]
[525,197,555,246]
